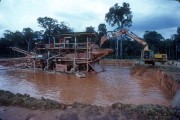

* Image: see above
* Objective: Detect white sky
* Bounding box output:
[0,0,180,38]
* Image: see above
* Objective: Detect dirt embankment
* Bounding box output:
[0,90,180,120]
[0,59,15,67]
[131,64,180,110]
[131,64,180,95]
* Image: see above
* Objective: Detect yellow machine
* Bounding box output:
[108,29,167,65]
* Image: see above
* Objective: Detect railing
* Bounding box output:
[53,42,88,49]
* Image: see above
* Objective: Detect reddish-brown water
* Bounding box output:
[0,65,172,106]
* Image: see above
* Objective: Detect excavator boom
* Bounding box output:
[105,29,167,65]
[112,29,149,51]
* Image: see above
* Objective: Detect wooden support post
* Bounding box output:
[86,36,89,72]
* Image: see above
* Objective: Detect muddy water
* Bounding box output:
[0,65,172,106]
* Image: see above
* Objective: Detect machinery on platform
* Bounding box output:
[11,32,113,74]
[107,29,167,65]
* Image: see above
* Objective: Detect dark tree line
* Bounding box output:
[0,2,180,60]
[0,17,73,57]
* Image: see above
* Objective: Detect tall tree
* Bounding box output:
[97,24,107,46]
[172,27,180,59]
[105,2,133,29]
[37,17,58,36]
[22,28,34,52]
[105,2,132,59]
[98,23,107,34]
[11,31,24,48]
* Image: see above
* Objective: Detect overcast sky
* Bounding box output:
[0,0,180,38]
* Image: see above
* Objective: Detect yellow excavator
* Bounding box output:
[104,29,167,65]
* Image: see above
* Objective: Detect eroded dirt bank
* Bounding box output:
[0,90,179,120]
[131,64,180,96]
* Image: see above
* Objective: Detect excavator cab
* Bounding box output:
[142,50,155,65]
[141,50,153,59]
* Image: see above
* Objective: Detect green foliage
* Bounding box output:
[53,21,72,34]
[0,38,13,58]
[37,17,58,36]
[22,28,34,52]
[98,24,107,34]
[143,31,164,52]
[0,30,25,57]
[172,27,180,59]
[105,2,133,29]
[122,39,142,58]
[96,24,107,46]
[85,26,96,33]
[37,17,58,31]
[37,17,72,38]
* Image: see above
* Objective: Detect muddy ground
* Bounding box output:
[0,59,180,120]
[0,90,180,120]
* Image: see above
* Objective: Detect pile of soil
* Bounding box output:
[0,90,179,120]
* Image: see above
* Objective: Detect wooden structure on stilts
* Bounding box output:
[11,32,113,75]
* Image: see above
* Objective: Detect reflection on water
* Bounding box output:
[0,65,172,106]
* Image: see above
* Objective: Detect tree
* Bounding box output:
[85,26,96,32]
[105,2,132,59]
[143,31,164,53]
[177,27,180,34]
[98,24,107,34]
[97,24,107,46]
[33,30,44,40]
[37,17,59,45]
[11,31,24,48]
[53,21,72,34]
[37,17,58,36]
[173,27,180,43]
[0,37,13,57]
[105,2,132,29]
[3,30,26,57]
[3,30,13,41]
[37,17,73,44]
[172,27,180,59]
[22,28,34,52]
[122,38,142,59]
